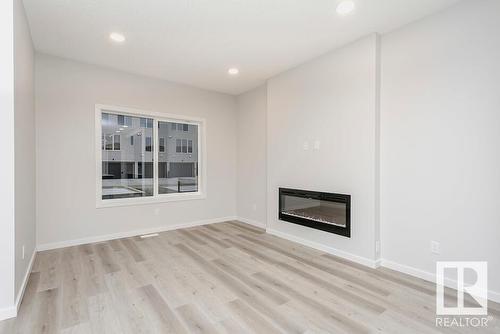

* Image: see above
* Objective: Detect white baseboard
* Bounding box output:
[0,250,36,321]
[15,250,36,312]
[37,216,237,251]
[236,217,266,229]
[380,259,437,284]
[381,258,500,304]
[266,228,378,269]
[0,305,16,322]
[490,290,500,304]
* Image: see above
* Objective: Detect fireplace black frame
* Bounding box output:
[279,188,351,238]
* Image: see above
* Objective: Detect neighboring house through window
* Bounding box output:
[97,105,203,206]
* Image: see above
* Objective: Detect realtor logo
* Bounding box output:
[436,261,488,316]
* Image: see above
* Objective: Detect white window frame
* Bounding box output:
[95,104,207,208]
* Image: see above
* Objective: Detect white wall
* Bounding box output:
[236,85,267,227]
[380,0,500,294]
[0,0,16,317]
[35,54,237,247]
[14,0,36,300]
[266,35,380,265]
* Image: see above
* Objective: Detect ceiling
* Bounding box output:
[23,0,460,95]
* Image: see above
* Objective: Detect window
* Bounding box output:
[100,111,154,200]
[113,135,121,150]
[171,123,188,131]
[97,105,204,206]
[117,115,132,126]
[125,116,132,127]
[102,113,124,151]
[159,137,165,152]
[158,120,199,195]
[175,138,192,153]
[105,135,113,150]
[145,136,152,152]
[103,134,120,150]
[182,139,188,153]
[176,139,182,153]
[140,118,153,128]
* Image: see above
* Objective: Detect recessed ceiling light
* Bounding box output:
[336,1,355,16]
[109,32,126,43]
[228,68,239,75]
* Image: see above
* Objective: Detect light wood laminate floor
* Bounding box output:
[1,221,499,333]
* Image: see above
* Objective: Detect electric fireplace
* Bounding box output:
[279,188,351,237]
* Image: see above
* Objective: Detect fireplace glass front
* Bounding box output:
[279,188,351,237]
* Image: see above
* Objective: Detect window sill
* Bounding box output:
[96,192,206,208]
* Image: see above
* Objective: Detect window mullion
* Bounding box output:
[153,118,159,197]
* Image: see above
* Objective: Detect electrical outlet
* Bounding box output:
[22,245,25,260]
[431,241,440,254]
[375,241,380,254]
[252,204,257,211]
[302,141,309,151]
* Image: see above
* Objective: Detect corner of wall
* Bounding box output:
[235,84,268,227]
[13,0,37,305]
[0,0,16,317]
[374,32,382,262]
